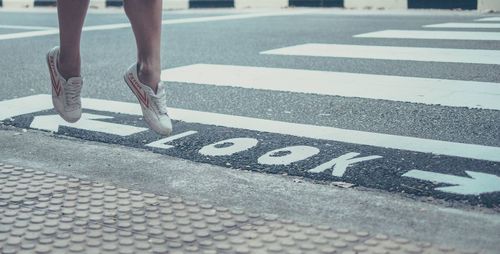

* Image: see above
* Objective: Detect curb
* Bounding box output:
[0,0,499,11]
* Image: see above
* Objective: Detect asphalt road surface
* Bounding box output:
[0,7,500,252]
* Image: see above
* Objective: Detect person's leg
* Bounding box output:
[123,0,171,136]
[57,0,89,79]
[123,0,163,93]
[48,0,88,123]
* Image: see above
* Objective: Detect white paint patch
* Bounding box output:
[0,11,314,41]
[354,30,500,41]
[146,130,198,149]
[403,170,500,195]
[344,0,407,10]
[0,29,59,41]
[30,113,148,137]
[199,138,259,156]
[160,10,315,25]
[161,64,500,110]
[2,95,500,163]
[260,44,500,65]
[0,24,56,30]
[475,17,500,22]
[235,0,289,9]
[81,23,131,32]
[308,152,382,177]
[424,23,500,29]
[0,94,53,121]
[258,146,320,165]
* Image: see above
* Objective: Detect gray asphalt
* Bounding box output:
[0,9,499,146]
[1,8,500,251]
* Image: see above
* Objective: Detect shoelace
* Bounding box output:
[152,88,168,115]
[65,80,82,110]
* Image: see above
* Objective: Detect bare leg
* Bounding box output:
[124,0,163,93]
[57,0,89,79]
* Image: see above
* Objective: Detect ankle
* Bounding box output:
[58,56,81,79]
[137,63,160,92]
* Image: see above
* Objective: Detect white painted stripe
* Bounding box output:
[475,17,500,22]
[0,24,56,30]
[0,11,314,41]
[0,29,59,41]
[235,0,289,9]
[161,10,315,24]
[260,43,500,65]
[0,94,53,121]
[81,12,316,31]
[161,64,500,110]
[424,23,500,28]
[354,30,500,41]
[1,94,499,162]
[81,23,130,31]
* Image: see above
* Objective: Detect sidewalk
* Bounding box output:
[0,161,480,254]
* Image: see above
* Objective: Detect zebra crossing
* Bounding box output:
[161,15,500,147]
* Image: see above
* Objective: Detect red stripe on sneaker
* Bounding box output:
[127,73,149,108]
[49,56,62,96]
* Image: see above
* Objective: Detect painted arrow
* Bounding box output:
[403,170,500,195]
[30,113,148,137]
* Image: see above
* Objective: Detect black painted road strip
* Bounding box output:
[5,108,500,208]
[288,0,344,7]
[189,0,234,8]
[408,0,477,10]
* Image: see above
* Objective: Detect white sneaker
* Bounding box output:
[46,46,83,123]
[124,63,172,136]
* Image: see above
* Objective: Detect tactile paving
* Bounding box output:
[0,163,478,254]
